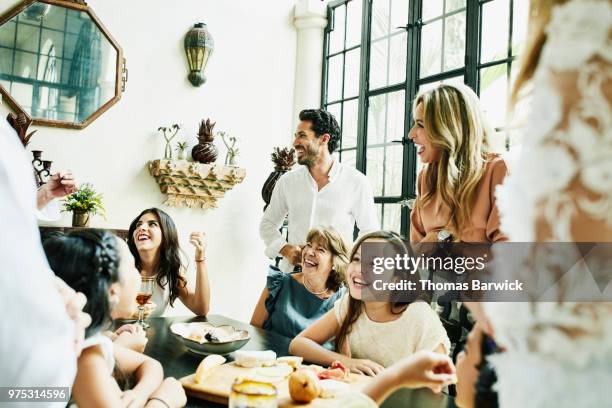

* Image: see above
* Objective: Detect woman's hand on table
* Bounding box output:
[145,377,187,408]
[343,357,384,376]
[189,232,206,260]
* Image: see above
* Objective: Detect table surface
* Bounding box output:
[141,315,451,408]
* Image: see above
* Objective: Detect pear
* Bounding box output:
[288,369,321,403]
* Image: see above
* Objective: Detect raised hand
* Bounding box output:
[189,232,207,260]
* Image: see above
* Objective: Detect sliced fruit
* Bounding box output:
[194,354,226,384]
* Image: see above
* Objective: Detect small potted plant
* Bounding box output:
[62,183,106,227]
[175,141,189,160]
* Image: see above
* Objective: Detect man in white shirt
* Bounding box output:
[0,114,89,407]
[260,109,378,272]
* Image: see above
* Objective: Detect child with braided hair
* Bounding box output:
[43,229,186,408]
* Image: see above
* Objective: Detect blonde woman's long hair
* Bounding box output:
[305,226,350,292]
[413,84,494,241]
[510,0,569,107]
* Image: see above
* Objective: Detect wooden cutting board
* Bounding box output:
[180,362,372,407]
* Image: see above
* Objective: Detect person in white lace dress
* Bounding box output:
[480,1,612,407]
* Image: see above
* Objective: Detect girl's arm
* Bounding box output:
[71,346,126,408]
[250,288,269,328]
[361,351,456,404]
[179,232,210,316]
[289,309,341,366]
[114,343,164,406]
[289,310,385,376]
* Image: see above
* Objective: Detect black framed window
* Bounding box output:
[322,0,528,237]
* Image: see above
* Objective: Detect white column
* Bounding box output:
[293,0,327,122]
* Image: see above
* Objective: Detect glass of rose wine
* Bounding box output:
[136,277,154,329]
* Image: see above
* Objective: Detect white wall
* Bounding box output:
[0,0,299,321]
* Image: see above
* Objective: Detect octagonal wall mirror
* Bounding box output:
[0,0,126,129]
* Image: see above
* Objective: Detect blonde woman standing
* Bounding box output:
[407,84,508,243]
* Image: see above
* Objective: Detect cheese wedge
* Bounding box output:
[234,350,277,368]
[194,354,226,384]
[319,379,350,398]
[254,363,294,381]
[276,356,303,369]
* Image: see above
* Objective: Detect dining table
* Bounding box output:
[140,315,452,408]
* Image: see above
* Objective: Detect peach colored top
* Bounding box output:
[410,156,508,243]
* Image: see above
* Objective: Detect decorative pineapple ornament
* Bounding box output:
[191,119,218,164]
[261,147,296,211]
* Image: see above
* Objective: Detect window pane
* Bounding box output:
[479,63,508,129]
[418,75,464,93]
[344,48,361,98]
[346,0,363,48]
[443,11,466,72]
[481,0,509,63]
[0,21,15,47]
[43,7,66,31]
[375,203,384,229]
[326,55,343,103]
[422,0,443,21]
[389,32,407,85]
[13,50,37,77]
[326,102,342,131]
[384,144,404,196]
[342,99,358,149]
[390,0,409,30]
[341,148,357,168]
[446,0,466,13]
[367,90,405,146]
[382,204,402,231]
[420,19,442,78]
[512,0,529,56]
[329,5,345,54]
[366,147,384,196]
[0,48,12,74]
[17,24,41,53]
[368,93,387,146]
[369,37,388,90]
[387,90,405,142]
[371,0,390,40]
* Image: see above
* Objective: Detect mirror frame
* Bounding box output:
[0,0,125,129]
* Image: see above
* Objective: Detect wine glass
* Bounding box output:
[136,277,154,329]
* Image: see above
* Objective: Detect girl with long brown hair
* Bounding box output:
[127,208,210,316]
[289,231,449,376]
[408,84,508,243]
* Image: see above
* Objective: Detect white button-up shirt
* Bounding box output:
[0,117,76,403]
[260,161,378,272]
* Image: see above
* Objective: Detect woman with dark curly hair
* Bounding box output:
[251,226,349,338]
[127,208,210,317]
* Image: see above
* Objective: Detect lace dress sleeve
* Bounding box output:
[489,0,612,359]
[496,0,612,242]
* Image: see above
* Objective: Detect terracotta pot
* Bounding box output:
[72,211,90,227]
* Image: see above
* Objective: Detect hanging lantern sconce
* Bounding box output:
[184,22,214,87]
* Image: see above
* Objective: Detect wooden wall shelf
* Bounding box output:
[148,159,246,209]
